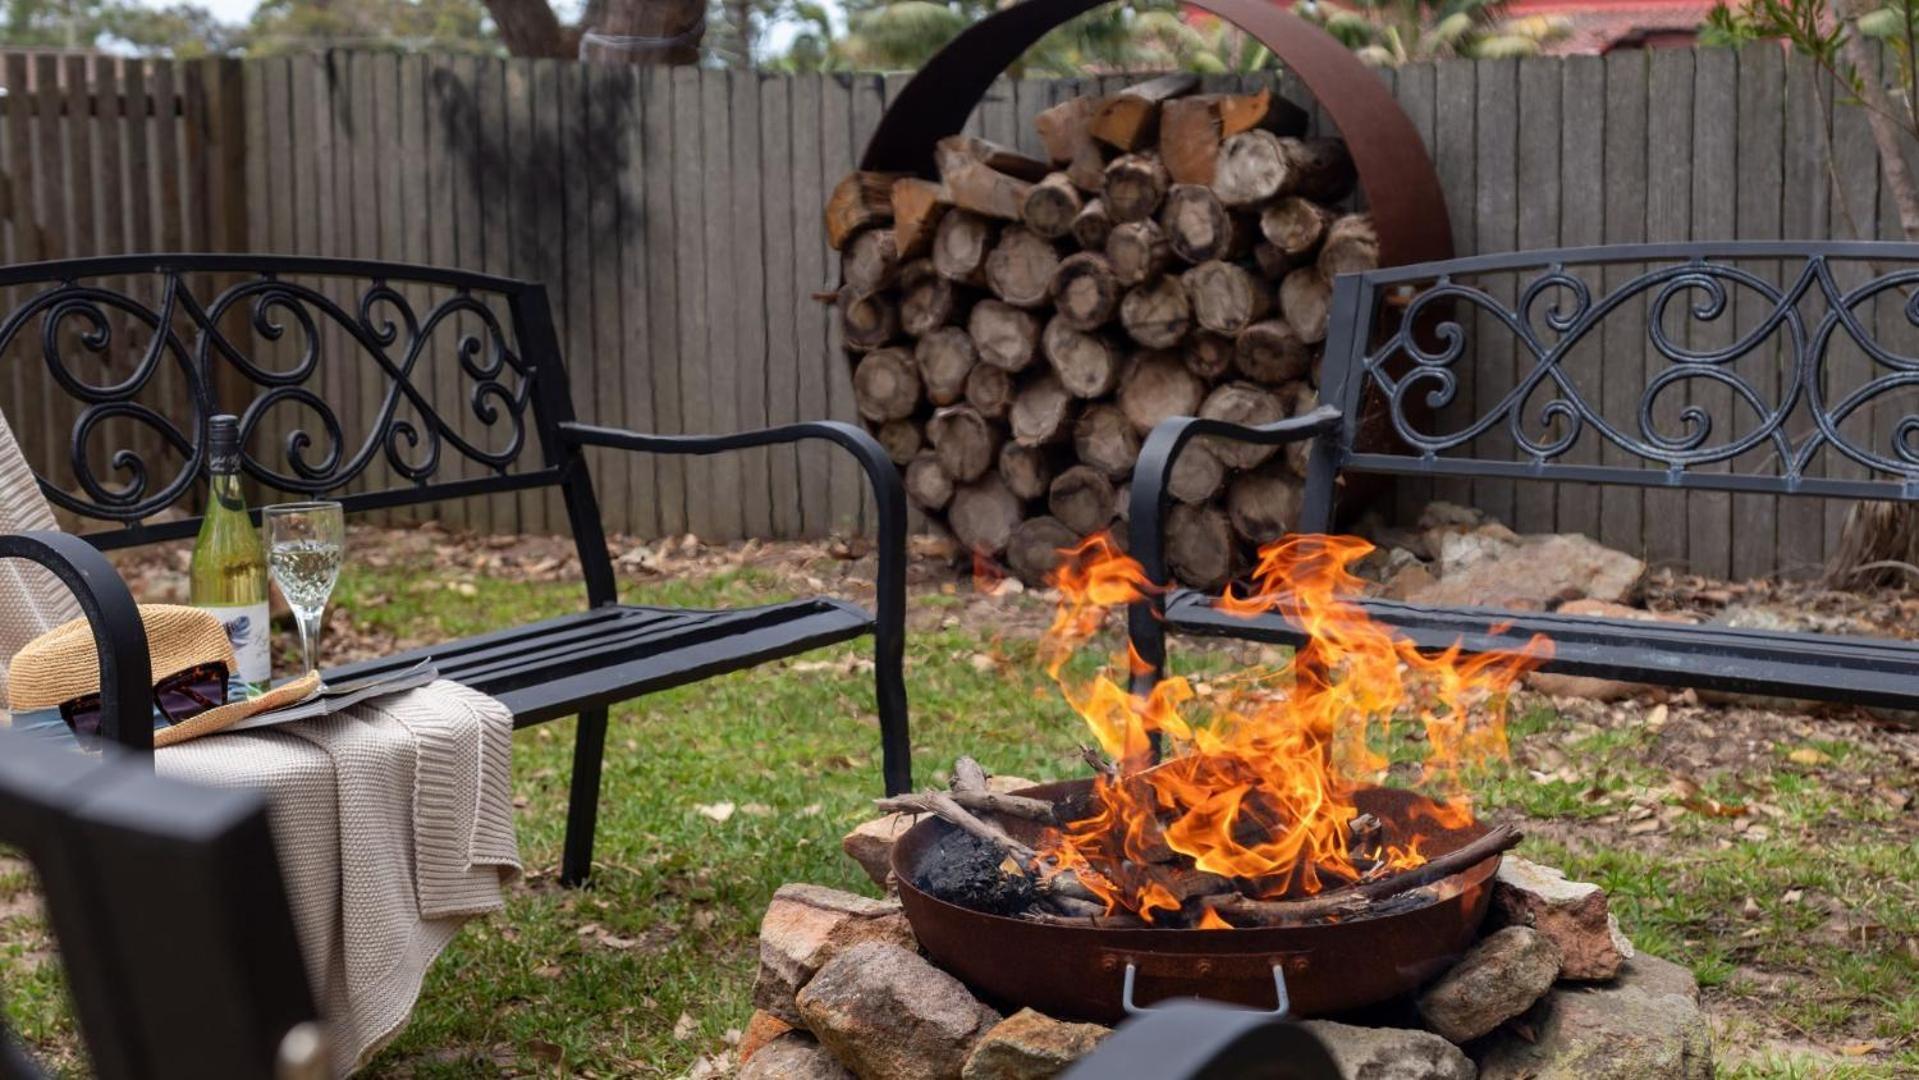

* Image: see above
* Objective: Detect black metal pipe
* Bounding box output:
[560,420,913,795]
[0,531,153,754]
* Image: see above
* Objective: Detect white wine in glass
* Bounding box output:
[264,501,345,679]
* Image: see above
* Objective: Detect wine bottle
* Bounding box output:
[190,414,271,688]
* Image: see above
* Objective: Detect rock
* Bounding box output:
[739,1030,855,1080]
[1493,856,1634,981]
[797,941,1003,1080]
[1378,562,1436,602]
[843,811,922,886]
[1475,954,1710,1080]
[1432,523,1521,576]
[1418,501,1487,530]
[739,1010,794,1065]
[1408,533,1644,611]
[753,883,917,1025]
[1417,926,1562,1043]
[961,1008,1109,1079]
[1295,1020,1476,1080]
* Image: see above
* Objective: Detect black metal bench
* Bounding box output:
[0,728,320,1079]
[1128,242,1919,710]
[0,254,911,888]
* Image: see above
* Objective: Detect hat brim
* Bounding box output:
[152,672,323,749]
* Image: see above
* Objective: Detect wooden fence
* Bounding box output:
[0,47,1900,579]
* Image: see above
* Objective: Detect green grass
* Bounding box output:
[2,551,1914,1077]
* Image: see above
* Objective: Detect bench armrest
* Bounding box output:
[0,531,153,753]
[556,419,908,670]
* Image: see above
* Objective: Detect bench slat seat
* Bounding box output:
[325,600,875,727]
[1164,590,1919,711]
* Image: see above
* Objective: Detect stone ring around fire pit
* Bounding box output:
[891,779,1504,1024]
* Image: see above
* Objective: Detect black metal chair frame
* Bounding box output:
[0,729,320,1079]
[1130,241,1919,711]
[0,253,911,889]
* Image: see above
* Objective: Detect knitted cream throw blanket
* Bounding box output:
[0,411,521,1074]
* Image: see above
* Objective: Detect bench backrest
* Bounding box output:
[1315,242,1919,504]
[0,255,579,552]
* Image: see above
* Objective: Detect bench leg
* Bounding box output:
[561,707,609,888]
[876,638,911,796]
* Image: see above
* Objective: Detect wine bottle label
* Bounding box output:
[199,602,272,687]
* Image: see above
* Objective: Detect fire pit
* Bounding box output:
[892,780,1505,1022]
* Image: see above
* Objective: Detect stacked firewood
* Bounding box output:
[827,74,1377,587]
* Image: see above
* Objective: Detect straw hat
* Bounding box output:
[7,604,319,747]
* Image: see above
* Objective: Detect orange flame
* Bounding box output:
[1034,533,1550,923]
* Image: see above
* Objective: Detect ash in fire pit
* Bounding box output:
[913,829,1037,917]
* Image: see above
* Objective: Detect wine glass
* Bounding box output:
[264,501,345,680]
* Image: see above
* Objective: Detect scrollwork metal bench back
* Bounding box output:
[1,254,569,551]
[1309,241,1919,509]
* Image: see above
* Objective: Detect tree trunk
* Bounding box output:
[852,347,920,421]
[928,404,1000,483]
[1022,173,1083,240]
[1104,153,1171,223]
[899,260,960,337]
[1278,268,1332,344]
[905,452,955,511]
[1162,184,1250,265]
[826,172,900,250]
[1184,331,1235,381]
[999,442,1056,500]
[1052,252,1120,330]
[1227,468,1306,546]
[1165,502,1235,590]
[985,226,1062,309]
[1117,350,1205,432]
[1168,441,1227,504]
[1074,403,1142,478]
[892,178,951,261]
[839,286,899,352]
[1007,515,1081,585]
[1106,220,1171,286]
[843,227,900,295]
[1072,198,1114,251]
[1043,316,1122,398]
[949,475,1025,556]
[1120,274,1192,349]
[1198,381,1286,468]
[1235,319,1310,384]
[1090,73,1200,151]
[965,363,1015,420]
[876,419,922,465]
[916,326,977,406]
[1049,464,1117,535]
[1186,259,1271,335]
[1010,373,1075,445]
[1260,196,1335,258]
[969,299,1042,372]
[573,0,706,63]
[933,210,995,285]
[1317,214,1378,279]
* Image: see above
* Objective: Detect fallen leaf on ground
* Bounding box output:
[696,802,736,823]
[672,1012,698,1041]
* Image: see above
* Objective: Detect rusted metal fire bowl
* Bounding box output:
[892,780,1499,1023]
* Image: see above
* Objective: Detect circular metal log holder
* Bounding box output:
[858,0,1454,271]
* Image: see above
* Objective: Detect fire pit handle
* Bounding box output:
[1121,962,1291,1019]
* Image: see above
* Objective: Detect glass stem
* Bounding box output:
[295,607,323,677]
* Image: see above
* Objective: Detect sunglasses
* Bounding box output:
[58,661,230,745]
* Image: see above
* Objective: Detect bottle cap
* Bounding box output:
[207,414,241,474]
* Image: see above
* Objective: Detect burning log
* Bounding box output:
[875,790,1039,864]
[1211,825,1526,928]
